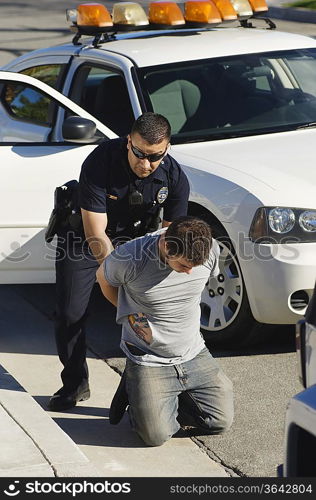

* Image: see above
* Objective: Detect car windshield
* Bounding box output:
[137,48,316,144]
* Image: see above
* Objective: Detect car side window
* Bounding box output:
[2,82,52,125]
[69,65,134,136]
[20,64,66,90]
[0,79,69,142]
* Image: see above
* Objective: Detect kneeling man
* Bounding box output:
[96,216,234,446]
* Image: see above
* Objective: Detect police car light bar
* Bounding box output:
[214,0,238,21]
[77,3,113,27]
[149,1,186,26]
[66,0,270,42]
[112,2,149,29]
[184,1,222,27]
[249,0,269,12]
[230,0,253,19]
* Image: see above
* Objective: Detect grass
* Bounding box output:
[284,0,316,8]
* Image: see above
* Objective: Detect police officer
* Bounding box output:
[48,112,190,411]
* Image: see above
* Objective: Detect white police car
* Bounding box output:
[282,283,316,476]
[1,1,316,347]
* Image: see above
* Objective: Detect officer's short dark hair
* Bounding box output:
[131,112,171,144]
[165,216,212,266]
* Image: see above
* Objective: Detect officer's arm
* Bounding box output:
[81,209,114,265]
[162,162,190,223]
[96,264,118,307]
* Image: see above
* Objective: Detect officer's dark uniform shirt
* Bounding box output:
[78,137,190,241]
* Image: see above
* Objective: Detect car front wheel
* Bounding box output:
[200,226,263,347]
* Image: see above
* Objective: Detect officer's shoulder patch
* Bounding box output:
[157,186,168,204]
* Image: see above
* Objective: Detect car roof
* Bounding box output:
[98,28,316,66]
[7,27,316,70]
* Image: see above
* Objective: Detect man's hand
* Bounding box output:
[96,263,118,307]
[162,220,172,228]
[81,209,113,265]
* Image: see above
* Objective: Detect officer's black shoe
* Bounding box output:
[109,371,128,425]
[48,383,90,412]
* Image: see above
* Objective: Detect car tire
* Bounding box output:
[199,223,267,348]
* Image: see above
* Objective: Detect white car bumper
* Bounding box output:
[240,241,316,324]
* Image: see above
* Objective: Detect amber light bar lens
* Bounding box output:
[77,3,113,27]
[184,1,222,24]
[149,1,186,25]
[248,0,268,12]
[214,0,237,20]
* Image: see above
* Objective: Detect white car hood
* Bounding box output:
[173,128,316,208]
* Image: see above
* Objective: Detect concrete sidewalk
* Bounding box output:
[0,284,228,478]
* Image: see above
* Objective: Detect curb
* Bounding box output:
[0,365,101,477]
[268,5,316,23]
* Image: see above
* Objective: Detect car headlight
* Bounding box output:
[268,208,295,234]
[249,207,316,243]
[299,210,316,232]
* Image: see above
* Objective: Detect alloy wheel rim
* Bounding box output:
[200,241,243,332]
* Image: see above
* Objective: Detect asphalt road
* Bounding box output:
[0,0,309,478]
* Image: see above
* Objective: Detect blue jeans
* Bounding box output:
[125,347,234,447]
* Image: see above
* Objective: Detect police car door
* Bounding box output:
[0,71,117,284]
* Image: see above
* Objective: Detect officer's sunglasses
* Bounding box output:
[130,142,167,163]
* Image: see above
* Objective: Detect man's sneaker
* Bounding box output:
[48,383,90,411]
[109,371,128,425]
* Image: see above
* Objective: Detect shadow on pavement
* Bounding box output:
[0,283,123,359]
[52,414,149,449]
[0,363,25,392]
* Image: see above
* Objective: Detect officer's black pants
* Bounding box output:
[54,234,98,393]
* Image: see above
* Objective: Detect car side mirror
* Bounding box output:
[62,115,97,142]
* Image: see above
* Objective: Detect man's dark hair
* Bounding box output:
[165,216,212,266]
[131,112,171,144]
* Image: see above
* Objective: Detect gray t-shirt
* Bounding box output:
[104,229,220,366]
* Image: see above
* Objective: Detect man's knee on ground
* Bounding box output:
[204,409,234,434]
[136,425,173,447]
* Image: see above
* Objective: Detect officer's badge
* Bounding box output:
[157,186,168,204]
